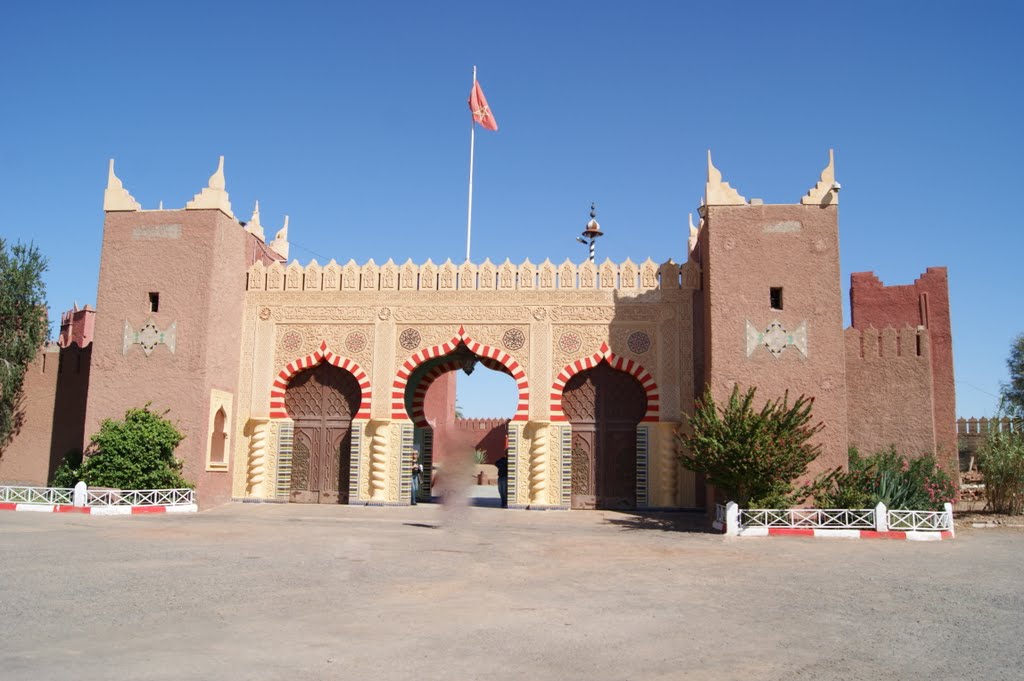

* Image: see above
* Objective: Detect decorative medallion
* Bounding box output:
[378,306,392,321]
[558,332,582,354]
[745,319,809,358]
[345,331,368,354]
[532,307,547,321]
[627,331,651,354]
[122,318,177,357]
[399,327,421,350]
[502,328,525,351]
[280,330,302,354]
[258,307,272,321]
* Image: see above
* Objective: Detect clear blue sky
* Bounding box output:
[2,1,1021,419]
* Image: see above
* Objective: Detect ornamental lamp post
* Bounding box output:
[575,203,604,262]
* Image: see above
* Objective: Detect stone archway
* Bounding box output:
[561,361,648,510]
[284,362,362,503]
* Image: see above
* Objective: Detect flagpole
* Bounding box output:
[466,65,476,263]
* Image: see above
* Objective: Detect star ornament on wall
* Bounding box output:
[746,320,808,358]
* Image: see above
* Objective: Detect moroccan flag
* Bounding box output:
[468,80,498,131]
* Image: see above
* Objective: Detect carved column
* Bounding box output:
[525,421,551,504]
[245,417,271,497]
[367,419,391,501]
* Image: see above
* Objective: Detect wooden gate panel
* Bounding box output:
[284,363,361,504]
[570,428,596,509]
[561,362,647,510]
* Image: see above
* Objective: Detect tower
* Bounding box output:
[84,158,280,506]
[697,150,849,475]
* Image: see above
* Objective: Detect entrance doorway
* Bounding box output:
[284,362,362,503]
[561,361,647,510]
[413,344,518,506]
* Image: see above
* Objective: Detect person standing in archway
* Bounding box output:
[411,446,423,506]
[495,453,509,508]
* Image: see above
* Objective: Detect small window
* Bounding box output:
[770,287,783,310]
[209,408,227,466]
[148,292,160,313]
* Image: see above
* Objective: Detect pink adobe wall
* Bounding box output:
[0,343,91,485]
[421,372,508,464]
[701,204,849,480]
[849,268,956,469]
[84,209,250,508]
[845,326,936,457]
[58,306,95,348]
[432,418,510,465]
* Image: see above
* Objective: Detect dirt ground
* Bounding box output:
[1,503,1022,681]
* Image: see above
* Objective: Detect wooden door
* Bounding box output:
[561,362,647,510]
[284,363,361,504]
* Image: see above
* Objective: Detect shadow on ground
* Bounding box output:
[603,510,718,534]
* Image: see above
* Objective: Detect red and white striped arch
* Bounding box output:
[409,357,512,428]
[392,326,529,422]
[550,341,659,422]
[269,340,372,419]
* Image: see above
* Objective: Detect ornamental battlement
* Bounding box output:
[245,256,700,294]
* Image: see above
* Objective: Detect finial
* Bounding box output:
[801,148,838,206]
[704,150,746,206]
[687,213,700,260]
[245,200,266,241]
[209,155,226,190]
[103,159,141,212]
[270,215,290,260]
[185,156,234,218]
[590,202,597,219]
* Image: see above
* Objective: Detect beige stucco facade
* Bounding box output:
[232,255,699,508]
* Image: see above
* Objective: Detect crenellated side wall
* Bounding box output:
[845,326,937,458]
[849,268,955,469]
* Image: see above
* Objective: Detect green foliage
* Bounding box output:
[999,333,1024,419]
[812,446,957,510]
[473,448,487,464]
[50,449,84,487]
[0,239,49,447]
[57,406,192,490]
[978,427,1024,515]
[677,385,824,507]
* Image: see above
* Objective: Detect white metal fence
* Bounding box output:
[739,508,876,529]
[887,509,951,531]
[1,484,194,508]
[1,485,74,505]
[719,501,954,536]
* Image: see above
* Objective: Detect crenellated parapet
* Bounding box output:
[246,257,699,293]
[845,325,930,362]
[845,324,939,461]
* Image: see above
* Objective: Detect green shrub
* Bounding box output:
[53,406,192,490]
[978,429,1024,515]
[50,449,83,487]
[812,446,956,510]
[677,385,824,507]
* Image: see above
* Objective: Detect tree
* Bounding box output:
[1001,333,1024,418]
[677,385,824,507]
[0,239,48,448]
[54,406,192,489]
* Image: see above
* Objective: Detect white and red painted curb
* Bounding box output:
[0,503,197,515]
[735,527,954,541]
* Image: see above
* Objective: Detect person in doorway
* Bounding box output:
[411,446,423,506]
[495,453,509,508]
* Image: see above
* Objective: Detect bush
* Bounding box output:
[53,406,192,490]
[677,385,824,507]
[978,429,1024,515]
[812,447,957,511]
[50,449,83,487]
